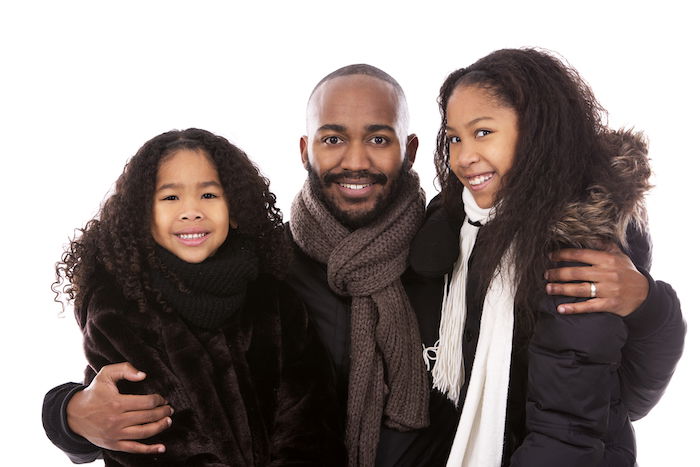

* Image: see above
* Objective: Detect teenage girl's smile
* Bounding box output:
[464,172,495,190]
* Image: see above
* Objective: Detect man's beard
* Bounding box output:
[306,160,409,230]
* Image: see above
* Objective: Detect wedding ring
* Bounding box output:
[589,282,597,298]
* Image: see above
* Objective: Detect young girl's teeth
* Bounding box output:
[178,233,206,239]
[468,174,494,186]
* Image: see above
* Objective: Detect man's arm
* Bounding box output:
[42,362,172,462]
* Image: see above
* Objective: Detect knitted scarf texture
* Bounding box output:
[290,170,429,467]
[151,230,259,329]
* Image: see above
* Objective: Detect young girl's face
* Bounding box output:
[445,85,518,208]
[151,148,232,263]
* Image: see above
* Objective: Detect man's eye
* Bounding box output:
[323,136,342,145]
[371,136,388,145]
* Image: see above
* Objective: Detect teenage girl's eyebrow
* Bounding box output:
[155,180,221,192]
[446,117,494,132]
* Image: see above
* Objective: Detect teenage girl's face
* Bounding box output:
[446,85,518,209]
[151,148,232,263]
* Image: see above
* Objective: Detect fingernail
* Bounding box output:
[166,417,172,426]
[558,305,566,314]
[544,271,549,280]
[170,407,175,416]
[157,446,165,453]
[136,371,145,378]
[546,284,552,294]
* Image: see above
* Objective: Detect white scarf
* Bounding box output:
[432,187,516,467]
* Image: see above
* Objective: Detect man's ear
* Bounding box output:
[405,133,419,169]
[300,136,309,167]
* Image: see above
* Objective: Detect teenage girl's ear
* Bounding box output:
[300,136,309,167]
[405,133,418,169]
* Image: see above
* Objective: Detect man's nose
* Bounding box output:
[340,141,372,171]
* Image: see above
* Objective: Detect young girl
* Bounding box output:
[410,49,685,466]
[53,128,345,466]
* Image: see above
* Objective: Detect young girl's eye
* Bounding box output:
[202,193,218,199]
[447,135,460,144]
[475,129,492,137]
[322,136,342,145]
[162,195,178,201]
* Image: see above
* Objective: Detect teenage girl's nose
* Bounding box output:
[340,141,372,171]
[453,141,480,168]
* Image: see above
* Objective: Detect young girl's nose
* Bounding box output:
[180,212,203,220]
[180,201,204,221]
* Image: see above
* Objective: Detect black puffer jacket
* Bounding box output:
[409,130,685,466]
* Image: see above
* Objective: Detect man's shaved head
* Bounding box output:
[307,64,410,134]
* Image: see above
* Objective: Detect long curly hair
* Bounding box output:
[435,48,621,335]
[54,128,288,323]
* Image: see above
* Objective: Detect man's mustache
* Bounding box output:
[322,170,388,186]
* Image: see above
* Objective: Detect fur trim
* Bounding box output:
[551,129,652,249]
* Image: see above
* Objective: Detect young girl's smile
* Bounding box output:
[151,148,232,263]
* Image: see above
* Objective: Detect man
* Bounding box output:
[42,65,683,466]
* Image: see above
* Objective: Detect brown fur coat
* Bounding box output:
[81,272,346,466]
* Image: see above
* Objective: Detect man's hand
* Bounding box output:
[67,362,173,454]
[545,245,649,317]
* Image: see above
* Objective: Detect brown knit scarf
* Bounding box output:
[290,170,429,467]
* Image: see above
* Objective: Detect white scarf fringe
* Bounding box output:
[431,188,516,467]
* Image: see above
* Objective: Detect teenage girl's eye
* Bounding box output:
[475,129,492,138]
[202,193,218,199]
[447,135,460,144]
[322,136,343,145]
[161,195,178,201]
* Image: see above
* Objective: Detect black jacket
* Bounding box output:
[410,186,685,466]
[44,273,345,466]
[283,242,459,467]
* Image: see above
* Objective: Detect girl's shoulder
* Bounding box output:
[81,276,157,332]
[409,193,462,278]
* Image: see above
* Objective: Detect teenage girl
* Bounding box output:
[410,49,685,466]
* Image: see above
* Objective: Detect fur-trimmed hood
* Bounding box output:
[551,129,652,249]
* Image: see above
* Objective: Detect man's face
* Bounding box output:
[301,75,417,228]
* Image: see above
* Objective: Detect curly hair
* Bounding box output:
[435,48,622,336]
[54,128,288,324]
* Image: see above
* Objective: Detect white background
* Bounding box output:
[1,1,696,464]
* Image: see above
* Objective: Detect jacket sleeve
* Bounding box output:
[619,221,686,420]
[620,270,685,420]
[82,296,232,466]
[269,283,347,466]
[510,294,628,467]
[42,382,103,464]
